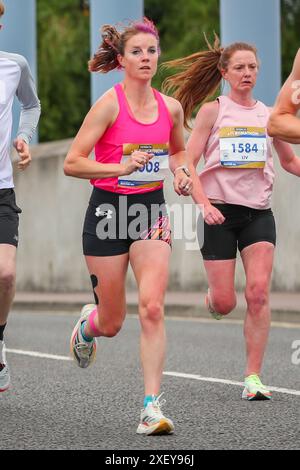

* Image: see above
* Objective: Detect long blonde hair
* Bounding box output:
[162,34,258,129]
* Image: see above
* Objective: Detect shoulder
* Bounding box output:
[0,51,29,69]
[1,52,29,69]
[159,92,182,115]
[292,49,300,77]
[87,86,119,126]
[194,100,219,128]
[92,87,119,112]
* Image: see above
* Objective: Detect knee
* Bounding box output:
[212,293,236,316]
[0,268,15,292]
[140,300,164,325]
[245,283,269,315]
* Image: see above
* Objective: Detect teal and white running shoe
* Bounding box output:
[242,374,272,401]
[205,289,223,320]
[70,304,97,369]
[136,394,174,436]
[0,341,10,392]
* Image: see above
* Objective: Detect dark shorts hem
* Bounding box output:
[238,237,276,253]
[199,204,276,261]
[82,187,172,257]
[0,189,21,247]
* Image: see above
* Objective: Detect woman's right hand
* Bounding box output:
[203,203,225,225]
[121,150,154,175]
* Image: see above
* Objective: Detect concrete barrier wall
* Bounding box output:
[13,139,300,292]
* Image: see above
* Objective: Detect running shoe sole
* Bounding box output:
[136,419,174,435]
[242,388,272,401]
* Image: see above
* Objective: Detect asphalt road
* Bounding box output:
[0,310,299,451]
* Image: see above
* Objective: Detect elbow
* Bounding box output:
[267,112,284,138]
[63,159,75,177]
[267,116,277,137]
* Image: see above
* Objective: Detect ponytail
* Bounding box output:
[162,34,259,129]
[88,24,121,73]
[162,33,223,129]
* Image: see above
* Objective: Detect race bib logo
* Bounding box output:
[118,143,169,189]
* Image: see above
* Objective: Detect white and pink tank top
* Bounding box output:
[200,95,275,209]
[91,83,173,194]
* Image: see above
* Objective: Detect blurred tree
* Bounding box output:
[281,0,300,81]
[37,0,90,142]
[145,0,219,89]
[37,0,299,142]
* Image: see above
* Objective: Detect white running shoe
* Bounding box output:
[70,304,97,368]
[242,374,272,401]
[136,394,174,435]
[0,341,10,392]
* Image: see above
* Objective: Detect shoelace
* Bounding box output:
[247,375,267,389]
[152,392,166,407]
[75,340,92,358]
[146,393,167,418]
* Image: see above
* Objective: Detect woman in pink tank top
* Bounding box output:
[163,35,300,401]
[63,18,192,435]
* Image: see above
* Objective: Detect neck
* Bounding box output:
[228,90,256,107]
[122,78,153,104]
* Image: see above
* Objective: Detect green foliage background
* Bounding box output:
[37,0,300,142]
[37,0,90,142]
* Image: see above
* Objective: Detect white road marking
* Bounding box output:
[5,348,72,362]
[163,371,300,396]
[5,347,300,397]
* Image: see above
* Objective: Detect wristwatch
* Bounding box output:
[174,165,191,177]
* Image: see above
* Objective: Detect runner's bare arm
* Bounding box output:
[64,91,144,179]
[186,101,225,224]
[164,96,193,195]
[164,96,186,171]
[273,138,300,176]
[268,50,300,143]
[186,102,218,206]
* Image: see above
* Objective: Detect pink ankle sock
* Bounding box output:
[87,308,101,336]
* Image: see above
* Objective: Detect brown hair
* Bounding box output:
[0,2,5,16]
[88,17,160,74]
[162,34,258,129]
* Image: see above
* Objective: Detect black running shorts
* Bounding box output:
[83,187,171,256]
[0,189,22,247]
[199,203,276,260]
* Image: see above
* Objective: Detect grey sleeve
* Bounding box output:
[15,55,41,144]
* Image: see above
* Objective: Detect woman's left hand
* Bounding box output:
[173,171,193,196]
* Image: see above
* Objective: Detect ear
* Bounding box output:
[220,68,227,80]
[117,53,124,69]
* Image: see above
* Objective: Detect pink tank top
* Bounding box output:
[200,95,274,209]
[91,83,173,194]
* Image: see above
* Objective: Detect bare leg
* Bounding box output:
[203,259,237,315]
[83,253,129,338]
[130,240,171,396]
[241,242,274,376]
[0,245,17,327]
